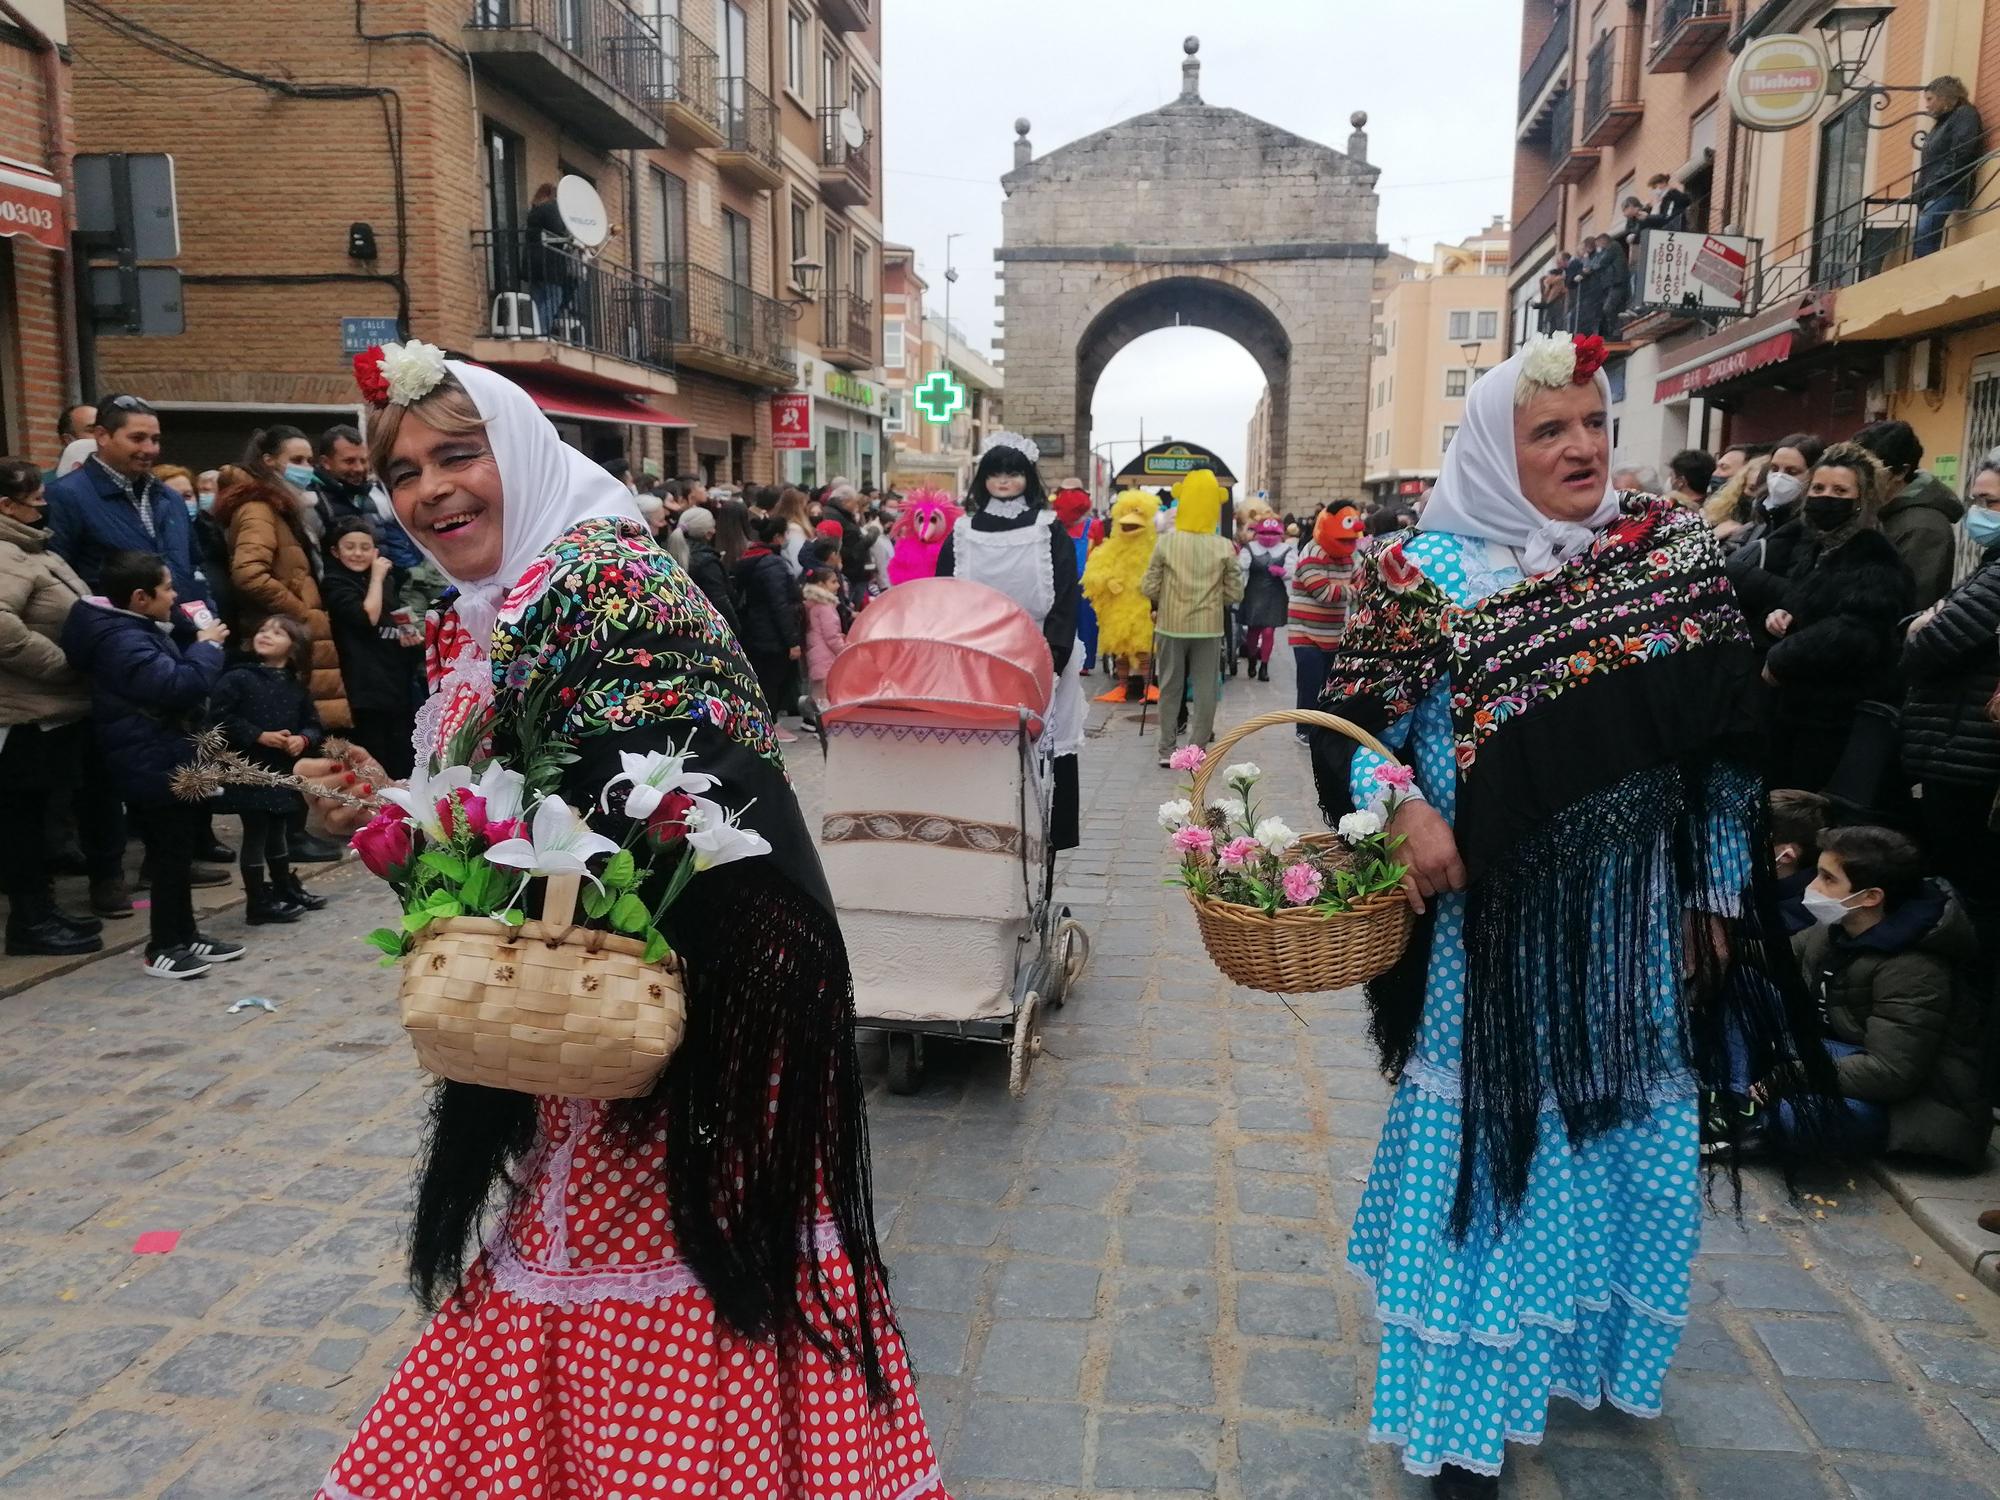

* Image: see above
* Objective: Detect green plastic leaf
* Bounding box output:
[603,849,638,891]
[401,910,432,934]
[419,850,470,882]
[378,954,402,968]
[581,885,614,920]
[610,892,650,935]
[426,895,464,920]
[642,928,671,965]
[364,928,406,957]
[496,908,526,927]
[457,863,497,911]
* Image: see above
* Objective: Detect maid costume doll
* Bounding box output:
[936,433,1086,853]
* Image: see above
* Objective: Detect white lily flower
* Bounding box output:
[1157,798,1194,831]
[600,747,719,822]
[1255,816,1300,855]
[1338,810,1385,841]
[471,761,529,826]
[379,761,474,840]
[681,796,772,871]
[484,797,622,885]
[1222,761,1263,785]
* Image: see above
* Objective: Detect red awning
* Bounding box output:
[488,364,690,428]
[0,162,64,252]
[1654,328,1796,403]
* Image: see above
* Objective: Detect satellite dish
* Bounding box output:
[554,174,610,248]
[838,108,867,152]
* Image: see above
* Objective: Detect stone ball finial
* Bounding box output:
[1015,117,1031,138]
[1350,110,1369,129]
[1184,35,1200,56]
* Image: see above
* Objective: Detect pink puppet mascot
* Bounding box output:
[885,486,963,586]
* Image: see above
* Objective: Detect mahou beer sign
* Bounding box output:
[1728,32,1833,132]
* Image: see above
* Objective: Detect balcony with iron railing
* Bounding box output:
[646,15,722,148]
[652,260,794,385]
[1650,0,1731,73]
[1518,5,1571,130]
[1581,27,1643,147]
[820,288,875,370]
[1547,88,1598,185]
[817,106,874,209]
[472,228,676,381]
[466,0,668,150]
[714,77,784,192]
[821,0,871,33]
[1514,181,1563,258]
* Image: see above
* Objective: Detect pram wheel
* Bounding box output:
[1049,917,1089,1008]
[1008,991,1042,1098]
[885,1033,924,1096]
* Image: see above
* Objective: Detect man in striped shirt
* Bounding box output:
[1141,470,1243,766]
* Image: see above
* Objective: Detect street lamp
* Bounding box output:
[1813,5,1930,135]
[940,232,962,378]
[782,256,822,322]
[1461,339,1483,379]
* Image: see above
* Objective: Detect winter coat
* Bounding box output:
[684,539,742,637]
[731,546,800,659]
[1916,101,1984,204]
[827,502,871,597]
[43,459,215,610]
[802,582,847,684]
[1238,540,1294,630]
[59,599,224,806]
[222,492,352,730]
[190,509,236,626]
[1794,882,1992,1166]
[322,562,422,716]
[1725,510,1814,644]
[209,659,324,813]
[1879,471,1965,609]
[1900,542,2000,789]
[0,513,91,727]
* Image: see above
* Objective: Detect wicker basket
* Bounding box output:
[1183,709,1415,995]
[399,874,685,1099]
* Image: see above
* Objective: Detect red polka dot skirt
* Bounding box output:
[315,1099,949,1500]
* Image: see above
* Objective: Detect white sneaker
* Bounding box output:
[142,946,213,981]
[186,934,247,964]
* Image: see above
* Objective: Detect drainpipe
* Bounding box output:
[0,0,81,407]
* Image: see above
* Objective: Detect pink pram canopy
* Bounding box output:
[822,578,1054,734]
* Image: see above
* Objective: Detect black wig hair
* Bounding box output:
[967,442,1048,513]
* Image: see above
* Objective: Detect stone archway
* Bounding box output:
[996,38,1381,507]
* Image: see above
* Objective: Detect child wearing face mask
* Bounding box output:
[1773,825,1990,1164]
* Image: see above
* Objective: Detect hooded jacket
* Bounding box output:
[0,512,91,726]
[1879,471,1965,610]
[1794,882,1991,1166]
[1901,540,2000,788]
[801,581,847,683]
[731,544,800,658]
[59,598,224,805]
[218,483,352,730]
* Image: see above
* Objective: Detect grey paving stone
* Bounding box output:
[333,1301,404,1335]
[886,1252,988,1313]
[1952,1392,2000,1454]
[0,1248,129,1308]
[0,1187,115,1235]
[1001,1208,1108,1262]
[1752,1319,1893,1381]
[1104,1323,1213,1405]
[0,1392,70,1469]
[1835,1464,1998,1500]
[1321,1067,1392,1100]
[903,1201,1004,1248]
[1842,1270,1977,1325]
[0,1407,200,1498]
[921,1161,1018,1204]
[1788,1384,1934,1457]
[1233,1421,1370,1500]
[898,1309,970,1378]
[146,1331,298,1396]
[1138,1092,1223,1127]
[1231,1223,1334,1277]
[1024,1164,1121,1209]
[104,1258,246,1321]
[1545,1445,1672,1500]
[1237,1098,1315,1133]
[1139,1129,1218,1174]
[1234,1140,1321,1176]
[1149,1029,1221,1060]
[1031,1126,1125,1164]
[306,1336,367,1374]
[1716,1261,1843,1313]
[952,1399,1086,1486]
[1236,1280,1342,1340]
[1127,1175,1216,1217]
[228,1269,375,1333]
[1093,1410,1223,1490]
[1700,1217,1790,1257]
[257,1382,340,1415]
[1674,1316,1752,1375]
[975,1320,1087,1397]
[1118,1216,1216,1269]
[1324,1100,1385,1138]
[1894,1329,2000,1394]
[1684,1451,1834,1500]
[1230,1035,1294,1064]
[1238,1344,1355,1419]
[993,1260,1100,1320]
[157,1423,345,1500]
[1147,1060,1224,1090]
[1810,1220,1911,1262]
[191,1204,326,1256]
[0,1322,167,1396]
[1237,1172,1320,1219]
[1112,1268,1217,1329]
[1665,1378,1811,1451]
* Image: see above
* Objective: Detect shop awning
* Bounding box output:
[0,162,64,252]
[1833,230,2000,343]
[483,363,690,428]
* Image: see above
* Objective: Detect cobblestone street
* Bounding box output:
[2,660,1998,1499]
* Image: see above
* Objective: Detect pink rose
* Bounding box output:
[1171,825,1215,857]
[483,817,525,845]
[1218,835,1263,872]
[1280,862,1324,906]
[1371,763,1417,793]
[351,805,412,880]
[497,557,557,624]
[1168,744,1207,773]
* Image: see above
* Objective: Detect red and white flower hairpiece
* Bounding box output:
[352,339,450,409]
[1518,331,1610,391]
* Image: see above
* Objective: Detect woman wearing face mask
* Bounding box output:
[1725,434,1824,639]
[218,459,352,732]
[156,463,237,643]
[1760,443,1915,796]
[244,424,330,556]
[1898,452,2000,982]
[1701,452,1769,551]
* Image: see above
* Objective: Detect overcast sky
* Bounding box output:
[880,0,1519,483]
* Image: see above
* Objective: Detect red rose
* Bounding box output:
[1571,335,1609,383]
[351,806,412,879]
[353,347,392,407]
[484,817,525,845]
[646,790,697,846]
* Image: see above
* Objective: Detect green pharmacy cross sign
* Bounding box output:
[914,369,967,426]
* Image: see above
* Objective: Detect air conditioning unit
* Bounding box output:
[490,292,542,338]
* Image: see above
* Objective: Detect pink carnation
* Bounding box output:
[1168,744,1207,772]
[1371,763,1417,792]
[1218,836,1263,872]
[1280,862,1324,906]
[1171,825,1215,857]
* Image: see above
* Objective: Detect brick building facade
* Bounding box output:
[0,0,75,469]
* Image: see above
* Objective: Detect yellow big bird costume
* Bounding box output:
[1082,490,1159,701]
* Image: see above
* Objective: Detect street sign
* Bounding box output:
[1638,231,1756,317]
[87,264,183,336]
[914,370,967,425]
[0,163,63,252]
[772,392,812,449]
[73,153,180,260]
[341,316,401,355]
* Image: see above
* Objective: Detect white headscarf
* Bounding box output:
[1417,344,1619,575]
[426,359,646,642]
[55,437,94,477]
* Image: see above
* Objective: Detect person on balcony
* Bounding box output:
[1648,172,1692,232]
[524,181,580,336]
[1584,233,1629,339]
[1913,77,1985,259]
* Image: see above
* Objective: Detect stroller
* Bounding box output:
[816,578,1090,1097]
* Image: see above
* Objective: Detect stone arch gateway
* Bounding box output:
[996,39,1384,508]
